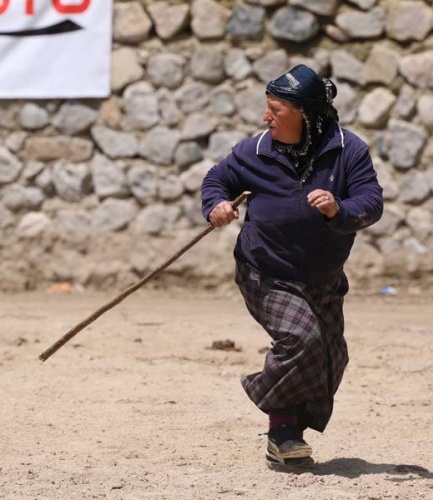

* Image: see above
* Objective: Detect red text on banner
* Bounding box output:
[0,0,91,15]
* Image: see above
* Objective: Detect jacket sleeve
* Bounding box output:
[201,151,248,221]
[327,141,384,234]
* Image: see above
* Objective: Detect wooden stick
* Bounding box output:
[38,191,251,362]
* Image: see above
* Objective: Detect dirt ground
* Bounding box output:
[0,287,432,500]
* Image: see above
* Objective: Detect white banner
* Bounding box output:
[0,0,113,98]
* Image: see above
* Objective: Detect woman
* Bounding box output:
[201,64,383,469]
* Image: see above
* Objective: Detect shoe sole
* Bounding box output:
[267,441,313,459]
[266,452,315,471]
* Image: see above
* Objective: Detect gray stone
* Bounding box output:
[174,142,204,169]
[157,88,183,127]
[209,131,247,162]
[420,141,433,170]
[56,209,92,241]
[0,147,22,184]
[245,0,285,5]
[168,224,239,278]
[51,161,91,202]
[92,199,138,232]
[35,168,53,195]
[17,103,49,130]
[252,50,289,83]
[378,235,407,258]
[211,86,236,116]
[403,238,428,258]
[375,133,389,161]
[123,82,160,130]
[174,82,210,114]
[373,157,399,201]
[330,50,366,86]
[336,7,385,39]
[127,162,158,205]
[81,260,135,290]
[180,159,213,192]
[347,241,384,279]
[270,7,320,43]
[139,126,181,166]
[147,1,189,40]
[393,84,416,119]
[113,1,152,44]
[291,0,339,16]
[386,119,427,169]
[2,184,45,212]
[244,47,265,61]
[332,82,359,125]
[364,44,400,85]
[129,239,159,274]
[399,171,431,204]
[180,195,208,227]
[313,48,331,74]
[358,88,396,128]
[366,204,405,237]
[227,4,265,40]
[158,175,184,201]
[23,161,45,181]
[190,48,225,84]
[182,113,219,140]
[399,51,433,89]
[100,97,123,129]
[134,204,181,235]
[25,136,93,162]
[0,204,14,229]
[51,102,97,135]
[224,49,252,81]
[5,131,27,153]
[0,102,15,130]
[425,164,433,191]
[347,0,377,9]
[16,212,51,239]
[235,85,266,126]
[289,56,321,75]
[324,24,350,43]
[406,206,432,241]
[191,0,230,40]
[147,53,185,89]
[111,47,144,93]
[91,154,129,199]
[91,126,138,159]
[386,1,433,42]
[417,94,433,130]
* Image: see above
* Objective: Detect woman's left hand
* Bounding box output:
[307,189,339,219]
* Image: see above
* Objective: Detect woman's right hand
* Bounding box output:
[209,201,239,227]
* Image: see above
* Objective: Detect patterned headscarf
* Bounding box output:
[266,64,339,121]
[265,64,339,181]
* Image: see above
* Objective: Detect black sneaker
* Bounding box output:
[267,424,313,460]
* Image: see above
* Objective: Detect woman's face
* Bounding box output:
[263,95,303,144]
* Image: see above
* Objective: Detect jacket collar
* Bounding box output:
[256,120,344,159]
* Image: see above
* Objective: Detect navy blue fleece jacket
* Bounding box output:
[201,121,383,288]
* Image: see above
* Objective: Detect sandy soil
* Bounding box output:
[0,288,432,500]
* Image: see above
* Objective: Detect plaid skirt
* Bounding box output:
[236,260,349,433]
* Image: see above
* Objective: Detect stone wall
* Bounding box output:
[1,0,433,292]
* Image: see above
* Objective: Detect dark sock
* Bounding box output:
[269,413,304,440]
[269,413,298,429]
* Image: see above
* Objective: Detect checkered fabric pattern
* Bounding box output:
[236,260,349,432]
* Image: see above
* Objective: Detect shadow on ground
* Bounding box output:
[278,457,433,480]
